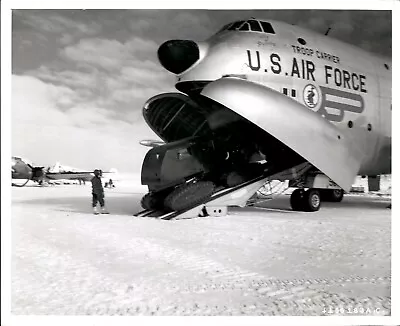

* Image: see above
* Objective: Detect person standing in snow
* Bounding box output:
[91,169,109,214]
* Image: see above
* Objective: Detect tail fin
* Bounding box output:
[49,161,62,173]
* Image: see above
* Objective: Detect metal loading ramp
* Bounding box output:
[134,162,312,220]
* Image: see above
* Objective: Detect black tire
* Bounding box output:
[224,171,247,187]
[320,189,344,202]
[141,192,165,210]
[303,189,321,212]
[290,188,305,211]
[164,181,215,212]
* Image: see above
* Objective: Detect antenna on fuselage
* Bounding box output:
[325,27,332,36]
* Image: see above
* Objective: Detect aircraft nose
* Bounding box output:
[157,40,200,74]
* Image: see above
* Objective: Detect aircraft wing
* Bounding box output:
[46,171,114,181]
[45,172,95,181]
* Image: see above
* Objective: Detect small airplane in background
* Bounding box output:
[137,17,391,218]
[11,156,112,187]
[11,157,46,187]
[45,161,96,183]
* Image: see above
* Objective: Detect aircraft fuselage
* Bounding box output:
[173,19,391,176]
[138,18,391,215]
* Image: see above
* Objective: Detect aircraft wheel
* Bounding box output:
[223,171,247,187]
[290,188,305,211]
[303,189,321,212]
[164,181,215,212]
[320,189,344,202]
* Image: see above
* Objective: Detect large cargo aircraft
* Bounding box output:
[137,18,391,218]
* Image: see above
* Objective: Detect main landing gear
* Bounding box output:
[290,188,345,211]
[320,189,344,202]
[290,188,321,212]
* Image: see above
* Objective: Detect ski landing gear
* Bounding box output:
[290,188,321,212]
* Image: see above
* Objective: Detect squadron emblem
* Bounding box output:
[303,84,319,108]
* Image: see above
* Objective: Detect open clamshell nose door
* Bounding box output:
[200,78,364,192]
[143,93,213,143]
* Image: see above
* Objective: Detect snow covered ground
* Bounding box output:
[11,177,391,316]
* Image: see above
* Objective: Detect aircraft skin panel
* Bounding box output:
[375,71,391,175]
[171,20,390,178]
[12,172,32,180]
[356,59,391,175]
[12,158,33,180]
[308,33,386,175]
[200,77,364,192]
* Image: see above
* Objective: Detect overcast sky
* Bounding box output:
[11,9,392,172]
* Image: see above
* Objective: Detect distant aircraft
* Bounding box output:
[48,161,81,173]
[137,18,391,217]
[11,157,108,187]
[44,161,95,183]
[11,157,46,187]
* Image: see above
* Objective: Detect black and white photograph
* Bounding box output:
[2,0,398,322]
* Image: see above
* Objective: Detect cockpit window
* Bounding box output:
[222,19,275,34]
[216,22,234,34]
[249,20,262,32]
[260,21,275,34]
[239,22,251,31]
[227,21,245,30]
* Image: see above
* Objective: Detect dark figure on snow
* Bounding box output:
[91,169,109,214]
